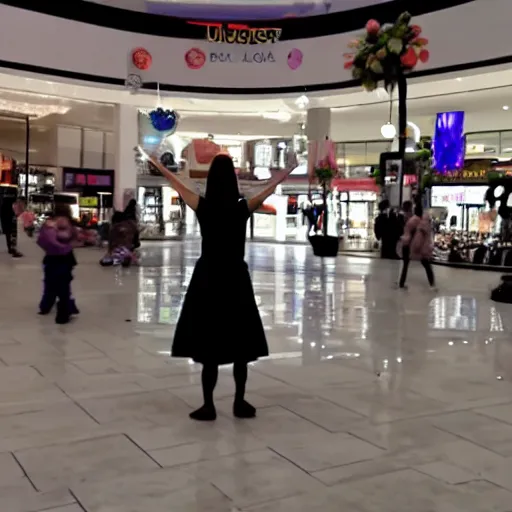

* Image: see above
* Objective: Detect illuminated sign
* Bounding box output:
[79,197,98,207]
[433,169,487,183]
[188,21,282,44]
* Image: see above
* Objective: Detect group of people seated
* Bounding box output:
[434,230,512,266]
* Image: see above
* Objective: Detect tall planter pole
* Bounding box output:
[322,182,328,236]
[397,72,407,207]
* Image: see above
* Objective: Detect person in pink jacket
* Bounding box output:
[399,203,436,289]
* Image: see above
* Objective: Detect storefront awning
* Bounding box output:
[332,178,379,193]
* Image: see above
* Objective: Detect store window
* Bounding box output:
[500,131,512,155]
[336,140,391,177]
[465,132,500,156]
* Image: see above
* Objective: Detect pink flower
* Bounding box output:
[410,24,422,36]
[400,46,418,68]
[366,19,380,34]
[412,37,429,46]
[344,60,354,69]
[419,49,430,63]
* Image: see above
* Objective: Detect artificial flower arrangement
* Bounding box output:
[344,11,429,91]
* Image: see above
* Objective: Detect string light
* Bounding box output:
[0,99,70,118]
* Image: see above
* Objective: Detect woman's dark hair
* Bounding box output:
[53,202,72,220]
[111,210,125,224]
[414,203,424,217]
[402,200,413,213]
[124,199,137,221]
[378,199,390,213]
[205,154,240,205]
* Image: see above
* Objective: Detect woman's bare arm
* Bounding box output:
[247,158,298,213]
[140,147,200,211]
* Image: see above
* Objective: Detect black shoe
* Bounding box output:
[189,405,217,421]
[233,400,256,419]
[38,309,51,315]
[55,315,70,325]
[11,250,23,258]
[69,301,80,315]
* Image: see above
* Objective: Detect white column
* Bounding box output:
[306,107,331,142]
[114,104,138,211]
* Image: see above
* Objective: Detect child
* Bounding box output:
[99,211,139,267]
[37,204,79,324]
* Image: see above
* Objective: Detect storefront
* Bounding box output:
[61,167,114,222]
[429,162,508,267]
[430,185,488,232]
[137,174,183,239]
[332,178,380,251]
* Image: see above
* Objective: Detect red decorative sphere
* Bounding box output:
[400,47,418,69]
[419,49,430,63]
[365,19,380,35]
[132,48,152,71]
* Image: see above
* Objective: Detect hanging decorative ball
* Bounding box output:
[365,19,380,35]
[132,48,152,71]
[125,73,143,93]
[400,46,418,69]
[148,107,179,134]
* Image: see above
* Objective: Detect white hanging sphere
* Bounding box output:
[381,122,396,139]
[494,185,505,199]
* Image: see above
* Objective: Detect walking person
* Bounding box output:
[147,150,296,421]
[374,199,401,259]
[399,202,436,290]
[0,197,22,258]
[37,204,79,324]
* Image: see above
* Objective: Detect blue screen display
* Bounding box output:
[432,111,465,172]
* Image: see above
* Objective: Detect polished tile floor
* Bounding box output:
[1,236,512,511]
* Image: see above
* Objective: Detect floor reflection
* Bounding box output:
[135,241,512,382]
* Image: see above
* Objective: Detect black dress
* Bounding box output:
[172,197,269,365]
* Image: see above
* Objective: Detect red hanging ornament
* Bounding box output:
[400,46,418,69]
[419,49,430,63]
[365,19,380,35]
[132,48,152,71]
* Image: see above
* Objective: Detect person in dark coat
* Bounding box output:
[147,151,295,421]
[0,197,22,258]
[374,199,400,259]
[123,199,141,250]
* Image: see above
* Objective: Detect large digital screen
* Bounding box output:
[432,111,465,172]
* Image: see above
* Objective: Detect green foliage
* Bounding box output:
[421,171,433,191]
[372,167,383,186]
[314,166,335,187]
[488,171,502,182]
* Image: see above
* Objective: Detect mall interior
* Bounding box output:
[2,0,512,511]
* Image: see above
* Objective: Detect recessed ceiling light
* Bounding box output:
[503,105,510,111]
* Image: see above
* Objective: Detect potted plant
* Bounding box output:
[345,12,429,205]
[309,156,339,257]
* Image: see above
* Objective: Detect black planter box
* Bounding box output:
[491,275,512,304]
[309,235,339,257]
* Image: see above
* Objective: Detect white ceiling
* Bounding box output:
[86,0,389,15]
